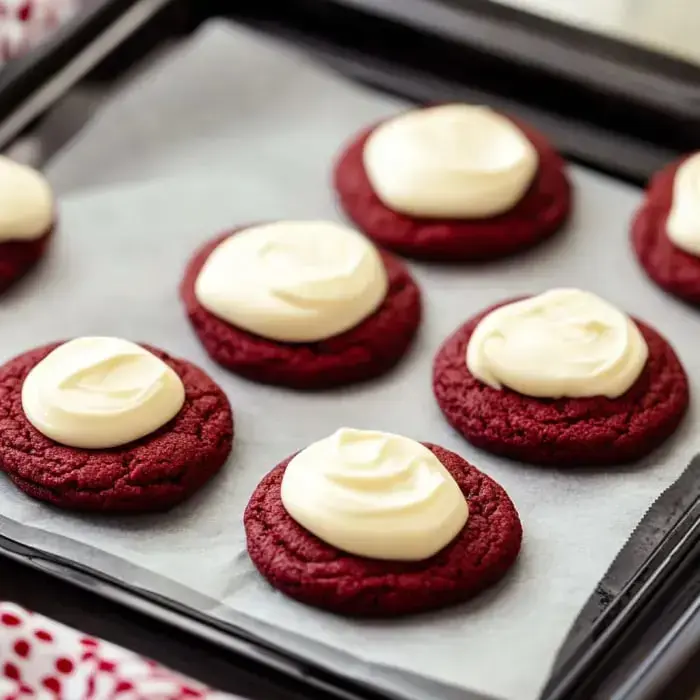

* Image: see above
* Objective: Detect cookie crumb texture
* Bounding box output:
[0,225,53,294]
[0,343,233,512]
[181,231,421,390]
[333,117,571,261]
[433,302,689,466]
[632,157,700,306]
[244,444,522,617]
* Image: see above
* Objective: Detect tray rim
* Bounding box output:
[211,0,700,151]
[0,2,697,700]
[0,0,180,149]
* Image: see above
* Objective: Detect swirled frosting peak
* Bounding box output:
[22,337,185,449]
[363,104,539,218]
[194,221,389,342]
[466,289,648,399]
[281,428,469,561]
[667,153,700,256]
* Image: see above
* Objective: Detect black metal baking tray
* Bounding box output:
[0,474,696,700]
[0,2,698,699]
[3,0,700,182]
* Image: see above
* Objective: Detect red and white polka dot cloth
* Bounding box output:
[0,602,241,699]
[0,0,79,63]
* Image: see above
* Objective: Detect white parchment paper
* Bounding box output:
[0,20,697,700]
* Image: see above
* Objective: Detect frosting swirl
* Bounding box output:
[281,428,468,561]
[363,104,539,219]
[22,337,185,449]
[666,152,700,256]
[0,156,53,241]
[466,289,648,399]
[194,221,389,342]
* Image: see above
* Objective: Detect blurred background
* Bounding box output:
[494,0,700,63]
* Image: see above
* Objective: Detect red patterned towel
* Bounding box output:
[0,0,79,62]
[0,602,243,699]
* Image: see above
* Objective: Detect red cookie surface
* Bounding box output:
[333,110,571,261]
[631,156,700,305]
[244,443,522,617]
[0,342,233,512]
[433,300,689,466]
[0,224,53,293]
[180,230,422,390]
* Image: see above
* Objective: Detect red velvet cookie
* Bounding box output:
[333,110,571,262]
[180,230,421,390]
[433,300,689,466]
[0,223,53,293]
[0,342,233,512]
[244,443,522,617]
[631,156,700,306]
[0,158,56,292]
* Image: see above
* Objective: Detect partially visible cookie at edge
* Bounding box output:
[0,156,56,291]
[632,153,700,306]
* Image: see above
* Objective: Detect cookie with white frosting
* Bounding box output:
[334,104,571,261]
[0,157,55,291]
[0,338,233,511]
[244,428,522,616]
[180,222,421,389]
[433,289,689,466]
[632,153,700,305]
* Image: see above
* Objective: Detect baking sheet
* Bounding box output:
[0,19,697,700]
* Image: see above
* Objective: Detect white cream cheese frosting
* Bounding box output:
[281,428,468,561]
[666,152,700,256]
[362,104,539,219]
[22,337,185,449]
[0,156,53,241]
[194,221,389,343]
[466,289,648,399]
